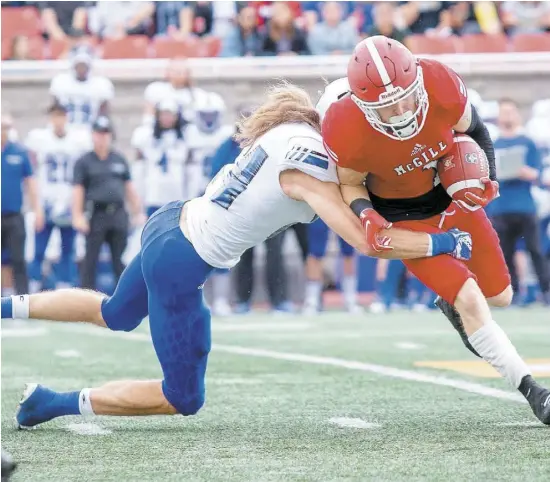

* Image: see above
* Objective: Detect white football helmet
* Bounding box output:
[194,91,226,133]
[316,77,350,120]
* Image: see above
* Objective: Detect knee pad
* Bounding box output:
[101,296,143,332]
[162,382,205,416]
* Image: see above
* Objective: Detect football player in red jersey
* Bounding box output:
[321,36,549,425]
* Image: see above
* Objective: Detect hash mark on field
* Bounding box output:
[66,423,112,436]
[329,417,381,429]
[213,322,311,332]
[395,342,425,350]
[55,325,527,405]
[55,350,81,358]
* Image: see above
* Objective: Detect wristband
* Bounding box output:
[427,232,456,257]
[350,198,373,218]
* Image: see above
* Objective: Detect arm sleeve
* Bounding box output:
[465,105,497,181]
[278,134,338,184]
[72,157,87,186]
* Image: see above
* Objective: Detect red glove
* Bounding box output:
[464,177,500,208]
[360,209,393,253]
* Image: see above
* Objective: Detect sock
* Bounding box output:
[468,320,531,388]
[342,276,357,306]
[1,297,13,318]
[382,260,403,308]
[78,388,95,416]
[305,281,322,308]
[10,294,30,319]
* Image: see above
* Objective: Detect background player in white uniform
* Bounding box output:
[131,98,189,218]
[185,91,234,316]
[49,45,114,131]
[143,58,207,125]
[10,84,492,430]
[24,102,92,292]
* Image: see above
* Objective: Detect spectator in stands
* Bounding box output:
[220,5,261,57]
[501,1,550,35]
[1,111,43,296]
[448,2,483,35]
[6,35,34,61]
[307,1,358,55]
[154,0,189,37]
[259,1,309,56]
[491,98,550,305]
[39,1,93,40]
[211,1,241,37]
[184,1,214,37]
[88,1,154,38]
[398,1,453,36]
[301,1,353,31]
[365,2,411,46]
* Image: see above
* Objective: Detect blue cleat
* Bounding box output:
[16,383,59,429]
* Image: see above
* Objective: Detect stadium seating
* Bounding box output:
[1,6,41,40]
[101,36,150,59]
[511,33,550,53]
[407,35,459,55]
[2,35,44,60]
[460,34,509,53]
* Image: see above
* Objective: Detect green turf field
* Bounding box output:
[2,307,549,481]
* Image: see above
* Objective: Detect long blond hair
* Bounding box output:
[235,82,320,148]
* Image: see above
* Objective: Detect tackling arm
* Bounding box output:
[336,166,472,261]
[281,169,436,259]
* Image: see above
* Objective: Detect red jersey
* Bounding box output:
[322,59,468,221]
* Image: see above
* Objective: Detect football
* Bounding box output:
[437,134,489,208]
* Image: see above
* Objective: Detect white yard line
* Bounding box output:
[55,349,81,358]
[1,327,49,337]
[395,342,425,350]
[54,324,526,404]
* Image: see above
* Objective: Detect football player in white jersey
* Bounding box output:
[7,84,497,430]
[24,102,92,292]
[186,91,234,316]
[49,45,114,131]
[143,57,207,125]
[131,98,189,218]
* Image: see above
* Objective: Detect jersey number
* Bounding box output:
[209,146,268,210]
[157,152,168,173]
[45,154,72,184]
[67,101,92,124]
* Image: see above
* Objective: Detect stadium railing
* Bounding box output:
[3,51,550,83]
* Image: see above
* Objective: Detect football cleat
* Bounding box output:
[435,297,481,357]
[519,375,550,425]
[15,383,56,429]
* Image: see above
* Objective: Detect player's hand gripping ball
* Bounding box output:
[437,134,499,211]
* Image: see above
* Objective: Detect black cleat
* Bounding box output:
[1,449,17,481]
[519,375,550,425]
[435,296,481,358]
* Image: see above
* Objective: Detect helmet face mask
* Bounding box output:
[348,37,430,141]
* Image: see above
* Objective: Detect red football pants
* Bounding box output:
[394,204,511,304]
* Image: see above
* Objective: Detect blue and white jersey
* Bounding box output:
[24,126,92,223]
[131,124,190,207]
[50,73,114,127]
[185,122,338,269]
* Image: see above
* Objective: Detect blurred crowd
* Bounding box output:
[2,1,550,60]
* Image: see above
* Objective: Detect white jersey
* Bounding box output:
[144,82,208,122]
[186,122,337,269]
[131,125,190,208]
[185,123,234,199]
[50,73,114,126]
[25,126,92,222]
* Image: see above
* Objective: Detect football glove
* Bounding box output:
[359,209,393,253]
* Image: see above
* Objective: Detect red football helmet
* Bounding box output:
[347,36,429,141]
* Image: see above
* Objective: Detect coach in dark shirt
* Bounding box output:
[72,116,143,289]
[1,112,43,295]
